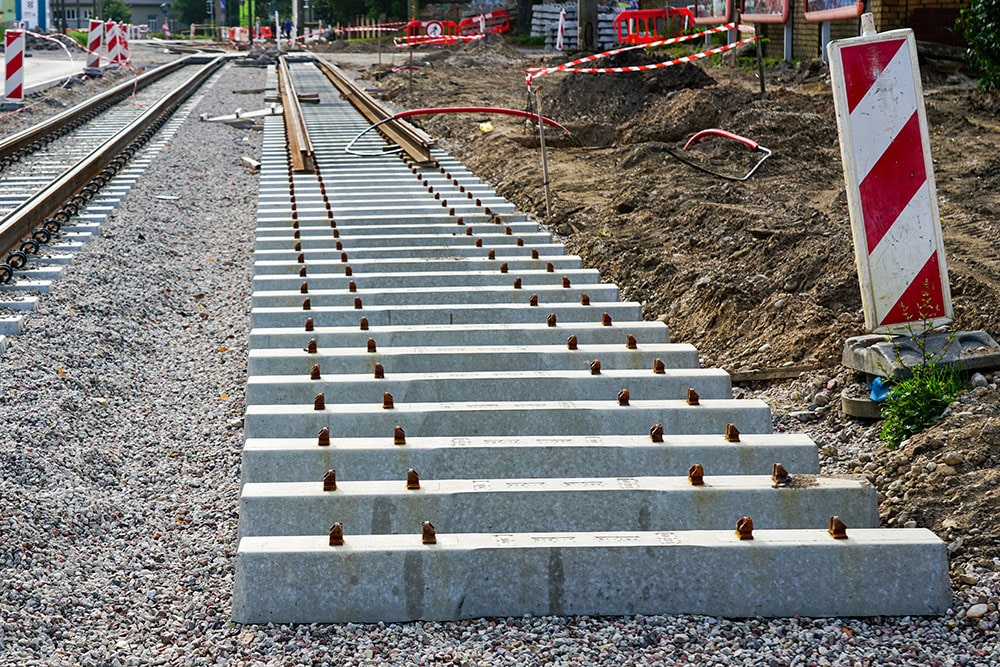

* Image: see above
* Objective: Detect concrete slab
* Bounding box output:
[252,268,602,291]
[245,368,733,404]
[253,256,584,275]
[253,243,570,262]
[843,331,1000,377]
[232,528,951,622]
[250,301,642,328]
[243,398,774,440]
[239,474,879,537]
[246,343,698,375]
[248,321,672,350]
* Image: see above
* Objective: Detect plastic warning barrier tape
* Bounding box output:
[828,27,952,333]
[394,33,485,48]
[4,30,25,101]
[526,23,755,85]
[340,22,408,34]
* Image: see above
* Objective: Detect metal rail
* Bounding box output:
[0,56,227,277]
[277,56,315,173]
[0,57,194,164]
[312,56,434,164]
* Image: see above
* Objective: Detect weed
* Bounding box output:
[879,361,962,449]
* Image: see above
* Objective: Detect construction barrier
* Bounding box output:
[828,15,952,333]
[105,20,121,66]
[457,9,511,37]
[613,7,695,44]
[4,29,25,101]
[87,19,103,69]
[118,22,131,65]
[527,22,756,85]
[394,19,487,47]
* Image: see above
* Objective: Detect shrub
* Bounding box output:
[880,362,963,449]
[959,0,1000,92]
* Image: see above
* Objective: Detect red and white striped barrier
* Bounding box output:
[105,20,121,65]
[829,15,952,333]
[119,22,131,65]
[87,19,104,69]
[4,29,25,101]
[526,22,756,85]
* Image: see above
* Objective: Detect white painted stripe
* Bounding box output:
[847,42,918,182]
[866,186,936,318]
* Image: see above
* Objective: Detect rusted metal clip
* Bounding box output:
[667,129,772,182]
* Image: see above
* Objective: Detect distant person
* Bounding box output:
[282,18,292,39]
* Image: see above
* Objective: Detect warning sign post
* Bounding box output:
[828,14,952,335]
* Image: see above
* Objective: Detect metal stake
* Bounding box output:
[532,87,552,220]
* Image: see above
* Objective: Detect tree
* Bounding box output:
[101,0,132,21]
[960,0,1000,91]
[311,0,367,26]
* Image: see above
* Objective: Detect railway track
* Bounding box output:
[233,55,951,623]
[0,55,225,286]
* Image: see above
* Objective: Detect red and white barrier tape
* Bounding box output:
[526,23,755,85]
[340,22,407,34]
[393,33,484,48]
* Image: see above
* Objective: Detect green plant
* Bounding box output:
[879,362,962,448]
[959,0,1000,92]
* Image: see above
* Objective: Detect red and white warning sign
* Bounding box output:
[829,15,952,334]
[4,29,25,101]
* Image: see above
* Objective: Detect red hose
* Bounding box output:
[392,107,570,134]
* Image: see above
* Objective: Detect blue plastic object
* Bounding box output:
[869,377,891,402]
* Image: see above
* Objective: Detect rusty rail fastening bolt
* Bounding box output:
[302,298,311,311]
[686,388,700,405]
[688,463,705,486]
[323,469,337,491]
[532,249,540,259]
[422,521,437,544]
[344,265,352,276]
[488,250,496,260]
[297,253,304,264]
[829,516,848,539]
[349,281,357,292]
[567,335,578,350]
[562,276,571,288]
[354,297,363,310]
[367,338,376,353]
[500,262,508,273]
[328,522,344,546]
[311,364,321,380]
[590,360,601,375]
[300,282,309,294]
[360,317,369,330]
[505,226,512,235]
[340,252,349,263]
[516,237,524,247]
[294,242,302,252]
[394,425,406,445]
[617,389,630,406]
[475,238,483,247]
[653,359,665,374]
[318,427,331,447]
[580,293,590,306]
[307,339,318,353]
[374,363,385,378]
[314,393,326,410]
[513,277,522,289]
[335,241,343,250]
[305,317,314,332]
[529,294,538,306]
[626,334,637,349]
[736,516,754,540]
[602,313,613,326]
[771,463,790,487]
[547,313,557,327]
[406,469,420,489]
[465,227,472,236]
[383,392,394,409]
[299,266,307,277]
[725,424,741,442]
[650,423,664,442]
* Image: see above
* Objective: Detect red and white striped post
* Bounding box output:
[87,19,104,69]
[119,22,131,65]
[828,14,952,334]
[105,19,121,65]
[4,29,25,102]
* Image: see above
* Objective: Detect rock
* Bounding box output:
[937,465,957,476]
[970,372,988,388]
[813,391,831,407]
[926,462,937,473]
[820,444,839,458]
[789,410,819,422]
[904,520,917,528]
[958,574,980,586]
[966,603,989,619]
[942,451,964,466]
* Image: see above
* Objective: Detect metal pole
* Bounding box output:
[533,87,552,221]
[755,24,766,97]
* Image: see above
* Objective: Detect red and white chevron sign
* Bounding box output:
[87,19,104,69]
[828,17,952,334]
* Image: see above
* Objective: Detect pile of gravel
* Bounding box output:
[0,59,997,666]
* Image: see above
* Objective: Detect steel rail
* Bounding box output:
[277,56,315,173]
[312,56,434,164]
[0,57,198,164]
[0,56,227,270]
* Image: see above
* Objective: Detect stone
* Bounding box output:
[970,372,988,388]
[941,452,964,466]
[937,465,957,477]
[813,392,831,407]
[966,603,989,619]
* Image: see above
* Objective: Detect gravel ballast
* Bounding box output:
[1,57,999,666]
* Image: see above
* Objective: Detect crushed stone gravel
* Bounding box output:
[0,57,998,666]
